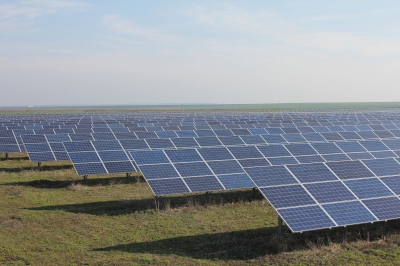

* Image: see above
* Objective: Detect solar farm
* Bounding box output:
[3,109,400,264]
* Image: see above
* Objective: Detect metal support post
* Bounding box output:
[278,216,283,236]
[340,227,344,234]
[252,187,257,197]
[5,153,8,159]
[38,162,41,168]
[154,196,160,210]
[126,173,130,178]
[83,175,88,180]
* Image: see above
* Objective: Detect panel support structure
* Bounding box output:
[83,175,88,180]
[5,153,8,159]
[278,216,283,236]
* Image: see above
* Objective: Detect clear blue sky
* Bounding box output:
[0,0,399,106]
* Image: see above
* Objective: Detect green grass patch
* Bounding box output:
[1,155,400,265]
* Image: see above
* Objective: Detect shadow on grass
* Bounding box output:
[92,221,400,261]
[0,164,74,173]
[2,175,145,189]
[26,190,265,216]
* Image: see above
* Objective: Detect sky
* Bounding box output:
[0,0,399,106]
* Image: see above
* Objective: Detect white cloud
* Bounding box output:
[103,15,185,43]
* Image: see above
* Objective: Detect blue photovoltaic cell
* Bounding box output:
[92,133,116,140]
[29,152,55,162]
[323,153,350,162]
[135,132,158,139]
[194,130,216,137]
[218,136,245,145]
[268,156,298,165]
[261,134,287,144]
[382,139,400,150]
[46,134,70,143]
[69,134,94,141]
[336,141,366,153]
[390,130,400,137]
[282,128,300,134]
[357,125,372,131]
[362,158,400,176]
[63,141,94,152]
[295,155,325,163]
[259,185,316,208]
[369,125,385,130]
[257,145,290,157]
[380,176,400,195]
[103,161,136,173]
[53,152,70,161]
[302,133,326,142]
[119,139,149,150]
[285,144,317,156]
[114,132,137,140]
[344,178,394,199]
[0,145,20,152]
[322,201,376,226]
[238,158,270,168]
[312,126,330,133]
[231,128,252,135]
[311,142,342,154]
[357,131,378,139]
[297,127,315,133]
[174,162,213,177]
[338,132,362,140]
[371,151,396,158]
[98,151,129,162]
[321,132,344,141]
[74,163,107,175]
[304,181,356,203]
[287,163,337,183]
[49,142,66,151]
[24,143,51,152]
[176,130,198,138]
[278,205,335,232]
[248,128,267,135]
[373,130,394,138]
[240,135,266,144]
[327,126,343,132]
[217,173,255,189]
[0,138,17,145]
[197,147,233,161]
[130,150,169,165]
[164,149,202,163]
[265,128,284,134]
[347,152,374,160]
[363,197,400,220]
[341,125,358,131]
[139,164,179,179]
[207,160,244,175]
[92,140,123,151]
[146,138,175,149]
[69,152,101,163]
[245,166,297,187]
[383,124,398,130]
[21,134,47,143]
[359,140,389,152]
[147,178,190,195]
[183,176,224,192]
[282,134,306,143]
[156,131,178,139]
[195,137,222,147]
[213,129,233,137]
[326,160,374,179]
[228,146,263,159]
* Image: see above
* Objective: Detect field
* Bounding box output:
[0,153,400,265]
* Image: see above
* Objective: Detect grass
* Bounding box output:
[1,153,400,265]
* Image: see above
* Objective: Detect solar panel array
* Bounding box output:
[5,110,400,233]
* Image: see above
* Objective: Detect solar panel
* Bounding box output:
[217,173,255,189]
[326,161,374,179]
[183,176,224,192]
[259,185,316,209]
[322,201,376,226]
[147,178,190,195]
[362,197,400,220]
[304,181,356,203]
[362,158,400,176]
[174,162,213,177]
[344,178,394,199]
[245,166,297,187]
[287,163,337,182]
[285,144,317,156]
[277,206,336,232]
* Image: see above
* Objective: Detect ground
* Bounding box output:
[1,153,400,265]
